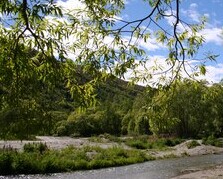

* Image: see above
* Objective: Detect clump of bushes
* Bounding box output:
[23,143,48,154]
[202,135,223,147]
[0,143,153,176]
[123,136,184,150]
[125,139,150,149]
[54,108,122,137]
[186,140,200,149]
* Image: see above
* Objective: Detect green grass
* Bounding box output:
[88,135,184,150]
[0,143,154,175]
[0,135,190,175]
[122,136,184,150]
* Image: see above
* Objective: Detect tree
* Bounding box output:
[204,84,223,137]
[147,80,211,137]
[0,0,215,101]
[0,0,217,138]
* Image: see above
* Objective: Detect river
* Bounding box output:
[1,153,223,179]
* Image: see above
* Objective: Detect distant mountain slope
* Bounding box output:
[96,76,145,102]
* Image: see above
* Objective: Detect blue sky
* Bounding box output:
[57,0,223,84]
[2,0,222,84]
[117,0,223,83]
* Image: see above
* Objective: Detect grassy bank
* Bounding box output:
[1,135,222,176]
[0,142,153,176]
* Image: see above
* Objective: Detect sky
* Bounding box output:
[119,0,223,84]
[56,0,223,84]
[2,0,222,85]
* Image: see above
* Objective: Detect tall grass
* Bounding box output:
[0,143,154,175]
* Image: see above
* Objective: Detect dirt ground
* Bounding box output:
[0,136,131,151]
[146,139,223,158]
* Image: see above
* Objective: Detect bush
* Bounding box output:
[121,113,132,135]
[54,120,77,136]
[0,152,14,175]
[163,138,184,147]
[101,110,122,135]
[23,143,48,154]
[124,136,184,150]
[13,153,41,174]
[57,108,122,137]
[186,140,200,149]
[0,146,152,175]
[202,135,223,147]
[125,140,149,149]
[134,114,151,135]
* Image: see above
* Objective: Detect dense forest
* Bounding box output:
[1,68,223,140]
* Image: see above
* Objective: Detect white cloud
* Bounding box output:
[190,3,198,8]
[202,63,223,83]
[123,35,166,52]
[55,0,223,86]
[200,27,223,45]
[122,14,130,20]
[181,3,201,23]
[164,10,189,33]
[107,15,123,22]
[102,33,166,54]
[180,3,223,46]
[124,0,130,4]
[56,0,85,11]
[124,55,190,86]
[123,54,223,86]
[123,55,167,86]
[204,13,210,18]
[188,3,200,22]
[137,37,166,51]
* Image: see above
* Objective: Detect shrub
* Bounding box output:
[123,136,184,150]
[23,143,48,154]
[54,120,77,136]
[121,113,132,135]
[41,155,63,173]
[125,140,149,149]
[0,145,152,175]
[186,140,200,149]
[202,135,223,147]
[13,153,41,174]
[134,114,150,135]
[0,152,14,175]
[67,112,103,136]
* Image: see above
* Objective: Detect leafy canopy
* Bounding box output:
[0,0,216,108]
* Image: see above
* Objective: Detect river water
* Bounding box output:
[1,153,223,179]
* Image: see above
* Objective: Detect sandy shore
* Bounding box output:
[172,164,223,179]
[151,140,223,179]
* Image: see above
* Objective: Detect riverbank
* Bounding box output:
[172,164,223,179]
[1,136,223,158]
[0,136,223,176]
[146,139,223,158]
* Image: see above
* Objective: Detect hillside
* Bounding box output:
[0,70,146,139]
